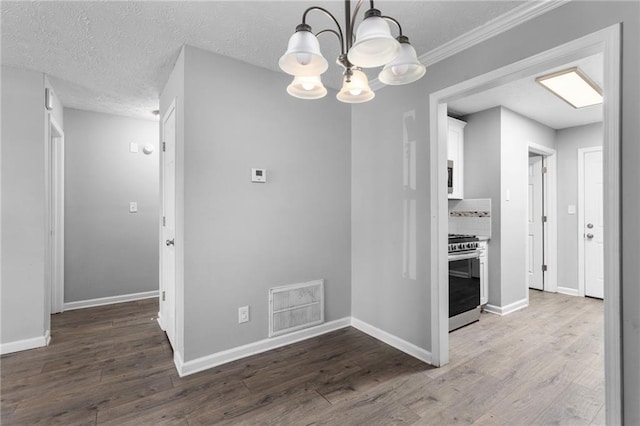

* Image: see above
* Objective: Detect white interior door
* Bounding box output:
[527,155,544,290]
[161,102,176,347]
[583,149,604,299]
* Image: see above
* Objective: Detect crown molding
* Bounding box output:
[369,0,569,91]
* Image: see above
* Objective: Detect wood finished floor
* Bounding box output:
[0,290,604,425]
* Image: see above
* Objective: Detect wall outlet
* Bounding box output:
[129,202,138,213]
[238,306,249,323]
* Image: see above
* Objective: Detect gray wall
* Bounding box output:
[352,82,430,349]
[1,66,48,346]
[351,3,639,421]
[462,107,556,307]
[556,123,603,291]
[64,108,159,302]
[462,107,502,305]
[500,107,556,306]
[180,45,351,361]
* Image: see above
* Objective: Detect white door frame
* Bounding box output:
[528,143,558,297]
[47,115,65,314]
[577,146,604,297]
[429,24,621,424]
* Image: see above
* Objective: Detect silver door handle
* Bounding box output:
[166,239,174,246]
[587,223,594,229]
[586,233,594,239]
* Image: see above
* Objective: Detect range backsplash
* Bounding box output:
[448,198,491,237]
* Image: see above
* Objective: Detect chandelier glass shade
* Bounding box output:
[287,75,328,99]
[279,27,329,76]
[347,11,400,68]
[279,0,425,104]
[378,37,426,85]
[336,69,375,103]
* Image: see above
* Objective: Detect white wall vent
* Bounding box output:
[269,279,324,337]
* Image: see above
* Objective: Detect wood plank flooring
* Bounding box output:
[0,290,603,425]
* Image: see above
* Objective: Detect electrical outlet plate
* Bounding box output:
[238,306,249,323]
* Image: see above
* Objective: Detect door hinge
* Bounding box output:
[162,291,166,301]
[542,215,547,223]
[162,216,166,226]
[542,264,548,272]
[542,166,548,174]
[162,142,166,152]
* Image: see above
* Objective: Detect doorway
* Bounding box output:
[47,115,64,314]
[528,154,545,291]
[430,24,621,423]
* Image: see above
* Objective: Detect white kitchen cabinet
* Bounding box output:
[447,117,466,200]
[478,241,488,305]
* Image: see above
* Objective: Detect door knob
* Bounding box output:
[165,239,174,246]
[587,223,594,229]
[586,233,594,239]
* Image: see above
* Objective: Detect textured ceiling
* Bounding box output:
[1,1,525,119]
[448,53,603,130]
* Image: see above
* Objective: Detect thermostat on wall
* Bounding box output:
[251,168,266,183]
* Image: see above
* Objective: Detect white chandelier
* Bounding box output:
[279,0,426,103]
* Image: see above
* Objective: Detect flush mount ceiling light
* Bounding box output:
[535,67,603,109]
[279,0,426,104]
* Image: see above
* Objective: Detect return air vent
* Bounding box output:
[269,279,324,337]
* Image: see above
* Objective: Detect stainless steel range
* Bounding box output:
[448,234,481,331]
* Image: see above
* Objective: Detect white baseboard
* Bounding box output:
[485,298,529,316]
[350,317,432,364]
[175,317,351,377]
[557,286,581,297]
[63,290,159,311]
[0,330,50,355]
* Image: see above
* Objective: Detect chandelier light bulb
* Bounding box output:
[349,88,363,96]
[302,81,315,90]
[296,53,312,66]
[391,64,409,76]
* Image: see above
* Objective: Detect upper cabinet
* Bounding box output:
[447,117,466,200]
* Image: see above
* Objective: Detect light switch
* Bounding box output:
[129,202,138,213]
[505,189,511,201]
[129,143,139,153]
[251,168,266,183]
[568,205,576,215]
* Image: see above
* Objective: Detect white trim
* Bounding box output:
[46,115,65,315]
[175,317,351,377]
[429,102,449,367]
[0,330,50,355]
[577,146,603,298]
[429,25,621,425]
[600,23,621,423]
[370,1,567,91]
[63,290,159,311]
[484,298,529,316]
[351,317,432,364]
[557,286,581,297]
[527,142,558,294]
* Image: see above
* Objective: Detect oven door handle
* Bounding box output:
[448,251,481,261]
